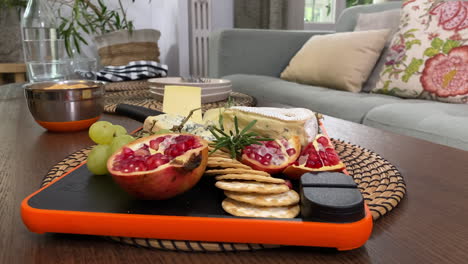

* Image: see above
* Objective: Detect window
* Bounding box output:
[304,0,336,23]
[303,0,374,30]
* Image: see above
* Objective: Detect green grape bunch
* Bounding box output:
[87,121,135,175]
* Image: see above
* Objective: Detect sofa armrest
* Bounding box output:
[208,29,333,78]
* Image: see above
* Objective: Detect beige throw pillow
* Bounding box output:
[280,30,389,93]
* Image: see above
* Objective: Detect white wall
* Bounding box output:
[124,0,180,76]
[212,0,234,32]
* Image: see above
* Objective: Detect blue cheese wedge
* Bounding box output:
[143,114,215,141]
[222,107,318,146]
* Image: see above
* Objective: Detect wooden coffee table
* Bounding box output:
[1,83,467,263]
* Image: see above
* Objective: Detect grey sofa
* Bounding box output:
[209,2,468,151]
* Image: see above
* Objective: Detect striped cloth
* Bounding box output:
[77,60,168,82]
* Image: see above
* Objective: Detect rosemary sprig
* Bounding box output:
[208,116,273,159]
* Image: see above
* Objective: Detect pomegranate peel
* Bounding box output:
[107,133,208,200]
[283,134,345,179]
[240,136,301,174]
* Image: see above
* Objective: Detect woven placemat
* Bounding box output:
[40,139,406,251]
[103,81,256,113]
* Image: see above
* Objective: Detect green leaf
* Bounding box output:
[382,80,391,92]
[75,32,88,45]
[240,120,257,135]
[424,47,440,57]
[404,28,419,34]
[442,40,460,54]
[403,33,415,39]
[72,34,81,54]
[402,58,423,83]
[387,87,404,96]
[77,21,90,34]
[234,116,240,135]
[381,67,394,77]
[431,38,444,50]
[405,39,421,50]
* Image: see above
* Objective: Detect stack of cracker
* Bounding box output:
[206,147,300,219]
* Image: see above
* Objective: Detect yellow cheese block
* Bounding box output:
[163,85,202,123]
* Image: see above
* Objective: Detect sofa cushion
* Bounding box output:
[354,9,401,93]
[372,0,468,104]
[225,74,405,123]
[336,2,402,33]
[280,30,389,93]
[363,102,468,150]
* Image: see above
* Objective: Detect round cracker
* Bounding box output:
[225,190,299,206]
[209,152,232,159]
[208,156,241,162]
[215,181,288,194]
[205,168,270,176]
[207,162,252,169]
[222,198,300,218]
[215,174,284,184]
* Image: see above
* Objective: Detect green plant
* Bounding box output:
[54,0,139,56]
[0,0,27,8]
[346,0,373,8]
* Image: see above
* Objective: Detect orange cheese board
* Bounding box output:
[21,105,373,251]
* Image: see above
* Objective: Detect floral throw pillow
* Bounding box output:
[372,0,468,104]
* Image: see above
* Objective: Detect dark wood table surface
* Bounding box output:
[1,83,467,264]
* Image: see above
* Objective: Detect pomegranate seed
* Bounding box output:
[122,147,134,156]
[171,148,181,157]
[243,146,253,154]
[325,148,335,153]
[175,135,191,142]
[176,143,186,152]
[309,153,320,161]
[262,160,270,166]
[183,141,193,151]
[328,153,340,164]
[286,148,296,156]
[318,150,325,157]
[293,161,299,166]
[306,158,324,168]
[152,158,165,167]
[264,153,272,161]
[317,136,329,146]
[266,141,280,149]
[313,160,323,168]
[280,139,288,147]
[254,153,263,162]
[248,153,256,159]
[284,180,293,189]
[145,155,159,170]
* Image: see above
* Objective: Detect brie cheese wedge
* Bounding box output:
[222,107,318,145]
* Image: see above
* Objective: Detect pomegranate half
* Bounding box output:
[107,133,208,200]
[240,136,301,174]
[283,134,345,179]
